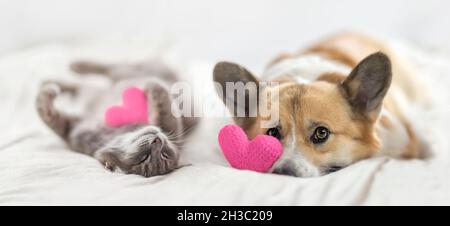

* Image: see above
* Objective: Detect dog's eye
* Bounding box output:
[311,127,330,144]
[266,126,282,140]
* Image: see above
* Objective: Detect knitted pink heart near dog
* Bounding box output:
[105,87,149,128]
[218,125,283,173]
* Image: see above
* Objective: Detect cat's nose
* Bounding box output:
[152,137,162,145]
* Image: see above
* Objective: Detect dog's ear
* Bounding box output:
[213,62,260,129]
[341,52,392,121]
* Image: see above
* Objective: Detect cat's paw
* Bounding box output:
[70,61,108,75]
[36,82,62,120]
[39,82,62,99]
[104,161,116,172]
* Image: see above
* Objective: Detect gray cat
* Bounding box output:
[36,60,198,177]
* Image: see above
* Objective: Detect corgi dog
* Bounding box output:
[213,32,429,177]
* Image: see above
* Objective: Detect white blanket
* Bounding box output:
[1,39,449,205]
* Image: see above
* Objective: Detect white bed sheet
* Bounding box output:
[0,39,449,205]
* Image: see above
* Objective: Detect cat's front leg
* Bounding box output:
[144,81,184,138]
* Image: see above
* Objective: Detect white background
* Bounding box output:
[1,0,449,68]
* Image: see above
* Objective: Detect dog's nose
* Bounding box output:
[273,163,298,177]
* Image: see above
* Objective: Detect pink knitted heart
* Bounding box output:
[105,87,149,128]
[218,125,283,173]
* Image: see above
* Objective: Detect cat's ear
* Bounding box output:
[340,52,392,121]
[213,62,260,129]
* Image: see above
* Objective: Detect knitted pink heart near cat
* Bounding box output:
[105,87,149,128]
[218,125,283,173]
